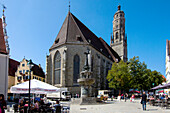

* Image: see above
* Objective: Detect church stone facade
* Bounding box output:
[46,5,127,96]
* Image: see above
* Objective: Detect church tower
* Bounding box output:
[110,5,127,62]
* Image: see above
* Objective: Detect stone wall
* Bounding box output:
[47,43,113,96]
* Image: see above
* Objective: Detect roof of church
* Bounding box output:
[50,12,120,62]
[9,58,20,77]
[0,18,7,54]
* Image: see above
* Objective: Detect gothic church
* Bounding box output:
[46,5,127,96]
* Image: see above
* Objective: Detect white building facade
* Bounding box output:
[0,9,9,99]
[166,39,170,82]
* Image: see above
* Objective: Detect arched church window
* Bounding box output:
[116,32,118,39]
[54,51,61,84]
[73,55,80,84]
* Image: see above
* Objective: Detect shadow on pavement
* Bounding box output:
[146,109,158,111]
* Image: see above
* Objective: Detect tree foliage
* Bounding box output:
[107,60,131,92]
[107,56,165,92]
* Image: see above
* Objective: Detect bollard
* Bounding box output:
[7,105,10,112]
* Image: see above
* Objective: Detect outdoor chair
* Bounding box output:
[165,98,170,109]
[55,106,61,113]
[13,103,19,112]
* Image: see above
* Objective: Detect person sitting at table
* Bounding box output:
[32,100,39,112]
[24,101,29,113]
[53,100,61,113]
[161,95,165,100]
[18,100,25,113]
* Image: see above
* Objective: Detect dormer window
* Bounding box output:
[55,39,59,44]
[76,35,83,42]
[100,49,103,52]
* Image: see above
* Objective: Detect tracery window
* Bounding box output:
[54,52,61,84]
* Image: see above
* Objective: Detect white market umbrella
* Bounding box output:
[10,79,60,94]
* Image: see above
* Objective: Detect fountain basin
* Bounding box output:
[77,78,95,86]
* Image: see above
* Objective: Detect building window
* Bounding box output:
[43,79,45,82]
[22,64,25,67]
[73,54,80,83]
[19,70,22,73]
[23,76,26,80]
[120,14,122,17]
[26,70,29,72]
[116,32,118,39]
[116,25,118,29]
[54,51,61,84]
[17,76,22,80]
[39,78,41,81]
[23,70,25,74]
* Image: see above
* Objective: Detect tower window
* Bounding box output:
[116,32,118,39]
[116,25,118,29]
[120,14,122,17]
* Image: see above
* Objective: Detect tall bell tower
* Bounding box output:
[110,5,127,62]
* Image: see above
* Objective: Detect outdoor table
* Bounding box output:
[149,99,155,106]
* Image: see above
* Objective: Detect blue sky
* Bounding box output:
[2,0,170,76]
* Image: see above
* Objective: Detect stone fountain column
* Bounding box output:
[71,49,96,105]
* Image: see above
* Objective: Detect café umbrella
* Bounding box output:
[10,79,60,94]
[151,84,163,90]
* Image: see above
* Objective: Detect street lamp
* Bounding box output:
[152,83,155,95]
[28,59,33,112]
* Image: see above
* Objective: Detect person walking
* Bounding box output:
[124,93,128,102]
[0,94,7,113]
[141,91,147,111]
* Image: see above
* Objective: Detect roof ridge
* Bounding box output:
[99,38,117,62]
[65,12,70,43]
[69,12,89,44]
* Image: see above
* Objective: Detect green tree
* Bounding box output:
[128,56,147,91]
[128,56,165,91]
[107,56,166,93]
[107,60,131,93]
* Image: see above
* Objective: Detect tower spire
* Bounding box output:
[2,5,9,54]
[69,0,70,12]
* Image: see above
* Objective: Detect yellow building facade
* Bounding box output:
[15,58,45,85]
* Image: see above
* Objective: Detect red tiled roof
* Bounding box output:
[9,58,20,77]
[0,18,7,54]
[162,75,166,82]
[50,12,121,62]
